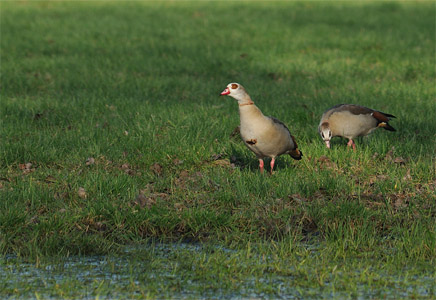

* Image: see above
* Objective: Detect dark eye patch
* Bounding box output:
[231,83,238,89]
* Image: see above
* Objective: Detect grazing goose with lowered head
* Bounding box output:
[220,83,302,174]
[319,104,396,150]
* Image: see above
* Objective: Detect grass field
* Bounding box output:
[1,1,435,298]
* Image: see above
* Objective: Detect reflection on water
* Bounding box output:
[1,243,435,299]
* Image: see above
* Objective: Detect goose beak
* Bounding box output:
[220,87,230,96]
[325,140,331,149]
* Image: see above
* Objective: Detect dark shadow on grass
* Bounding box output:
[227,145,300,174]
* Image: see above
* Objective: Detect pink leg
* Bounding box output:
[347,139,357,151]
[259,159,264,174]
[270,158,275,174]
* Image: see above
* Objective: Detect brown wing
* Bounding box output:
[342,104,396,131]
[371,110,396,121]
[372,111,396,131]
[322,104,373,120]
[290,134,298,149]
[333,104,396,120]
[289,134,302,160]
[269,116,303,159]
[269,116,291,133]
[372,111,390,123]
[335,104,374,116]
[269,116,299,149]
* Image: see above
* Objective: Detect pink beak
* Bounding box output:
[220,87,230,96]
[325,140,331,149]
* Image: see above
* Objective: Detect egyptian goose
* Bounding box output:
[220,83,302,174]
[318,104,396,150]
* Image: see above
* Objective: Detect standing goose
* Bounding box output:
[318,104,396,150]
[220,83,302,174]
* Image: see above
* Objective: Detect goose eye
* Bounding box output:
[321,132,325,138]
[231,83,238,89]
[329,132,332,138]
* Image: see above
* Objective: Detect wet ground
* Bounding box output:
[2,243,435,299]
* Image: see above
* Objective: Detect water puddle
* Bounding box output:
[1,243,435,299]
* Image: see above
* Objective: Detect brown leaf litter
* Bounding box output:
[133,186,169,209]
[121,163,137,176]
[44,175,57,184]
[351,192,414,211]
[19,162,35,175]
[315,155,339,172]
[85,157,95,166]
[384,146,407,165]
[77,216,107,233]
[77,187,87,199]
[209,153,236,170]
[150,163,163,176]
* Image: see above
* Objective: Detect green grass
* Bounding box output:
[2,242,435,299]
[1,0,435,298]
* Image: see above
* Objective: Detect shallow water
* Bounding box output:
[1,243,435,299]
